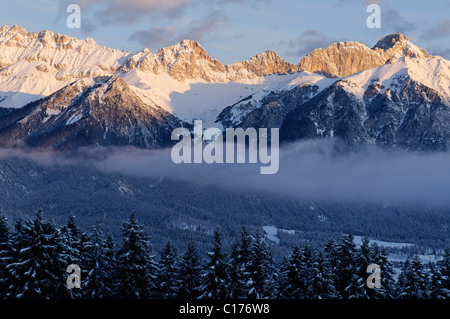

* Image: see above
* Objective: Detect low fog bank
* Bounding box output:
[2,139,450,206]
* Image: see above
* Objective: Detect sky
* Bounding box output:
[1,0,450,64]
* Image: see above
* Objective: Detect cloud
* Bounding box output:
[6,139,450,207]
[129,26,178,49]
[98,0,191,25]
[426,45,450,59]
[129,10,227,49]
[421,20,450,39]
[89,141,450,207]
[59,0,191,25]
[281,30,338,59]
[179,10,227,42]
[380,6,417,35]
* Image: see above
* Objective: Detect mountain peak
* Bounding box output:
[373,33,409,50]
[230,50,298,77]
[298,34,433,77]
[373,33,431,60]
[298,41,384,77]
[158,39,206,58]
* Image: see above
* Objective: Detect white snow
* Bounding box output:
[0,25,130,108]
[66,109,83,125]
[263,225,296,244]
[340,55,450,104]
[353,235,414,249]
[123,70,328,127]
[1,24,450,129]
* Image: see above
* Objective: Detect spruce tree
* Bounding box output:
[237,227,253,297]
[227,238,246,298]
[82,220,115,298]
[310,251,338,299]
[156,241,179,299]
[248,232,276,299]
[6,211,71,299]
[322,238,340,297]
[396,256,429,299]
[278,245,303,299]
[116,213,157,299]
[104,228,118,296]
[428,264,447,299]
[435,247,450,298]
[335,232,359,299]
[0,215,11,299]
[177,239,202,299]
[199,228,228,299]
[350,237,373,299]
[60,214,83,266]
[372,244,396,299]
[60,214,89,298]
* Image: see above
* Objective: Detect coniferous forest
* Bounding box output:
[0,211,449,300]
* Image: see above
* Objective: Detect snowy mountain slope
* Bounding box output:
[337,55,450,103]
[0,76,184,150]
[0,25,131,109]
[215,72,337,128]
[280,53,450,151]
[0,25,301,125]
[1,25,450,151]
[119,40,298,83]
[123,69,334,128]
[298,33,432,78]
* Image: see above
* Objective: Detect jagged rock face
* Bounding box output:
[227,50,299,80]
[216,84,320,129]
[0,25,128,79]
[280,84,371,148]
[372,33,431,60]
[299,41,386,78]
[0,76,185,150]
[127,40,227,82]
[298,33,432,78]
[1,25,450,153]
[280,75,450,151]
[123,42,297,82]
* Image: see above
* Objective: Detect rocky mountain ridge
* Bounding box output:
[1,25,450,152]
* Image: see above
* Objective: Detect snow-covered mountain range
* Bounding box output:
[0,25,449,151]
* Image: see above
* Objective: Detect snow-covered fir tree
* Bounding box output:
[428,264,447,299]
[103,227,118,295]
[199,228,228,299]
[396,255,429,299]
[310,251,339,299]
[116,213,157,299]
[82,220,115,298]
[335,232,359,299]
[278,245,304,299]
[227,238,246,299]
[6,211,71,299]
[227,227,254,298]
[349,237,374,299]
[0,215,11,299]
[372,244,396,299]
[177,239,202,299]
[248,232,277,299]
[322,238,340,297]
[156,241,179,299]
[435,248,450,298]
[60,214,89,298]
[60,214,83,266]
